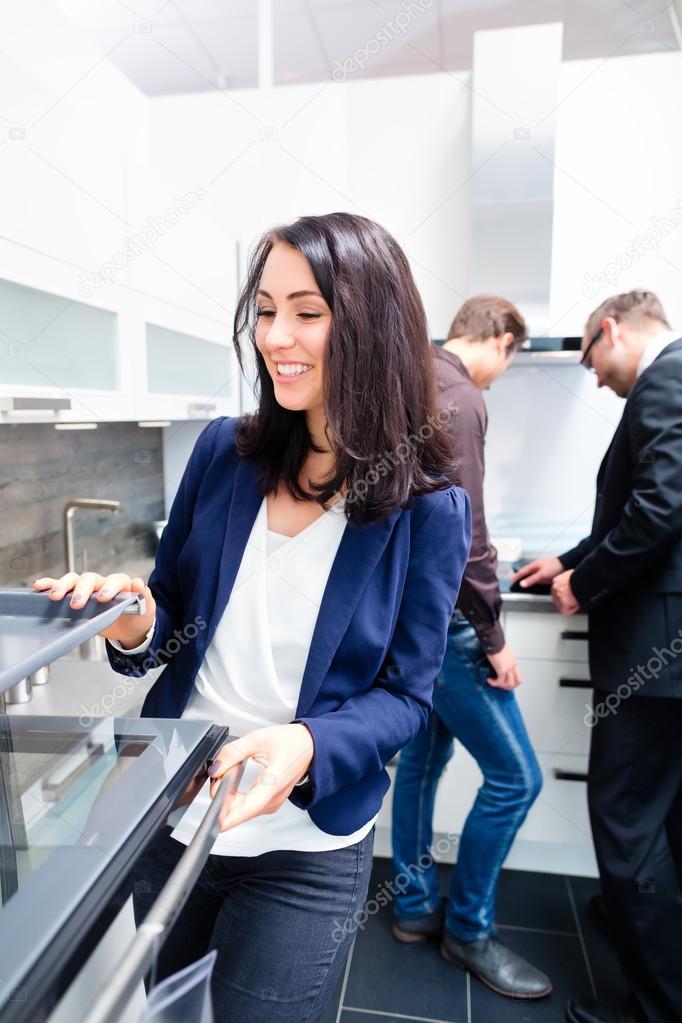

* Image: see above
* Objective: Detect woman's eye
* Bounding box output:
[298,312,321,320]
[256,308,275,318]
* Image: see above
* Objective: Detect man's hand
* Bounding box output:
[486,644,523,690]
[551,569,581,615]
[511,556,564,589]
[207,724,314,832]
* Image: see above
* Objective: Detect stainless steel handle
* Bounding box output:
[0,396,71,413]
[42,741,104,801]
[81,760,245,1023]
[187,401,217,417]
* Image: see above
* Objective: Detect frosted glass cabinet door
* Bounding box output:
[0,278,118,392]
[140,322,238,420]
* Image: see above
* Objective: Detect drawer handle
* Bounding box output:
[553,768,588,783]
[560,630,588,641]
[559,677,592,689]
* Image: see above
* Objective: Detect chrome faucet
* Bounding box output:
[63,499,122,661]
[5,499,125,706]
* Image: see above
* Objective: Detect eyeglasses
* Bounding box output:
[581,326,604,371]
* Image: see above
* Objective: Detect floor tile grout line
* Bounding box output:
[565,875,597,997]
[343,1008,463,1023]
[497,922,579,938]
[336,934,357,1023]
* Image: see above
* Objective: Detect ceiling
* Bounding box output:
[56,0,682,96]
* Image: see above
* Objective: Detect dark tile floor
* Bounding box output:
[321,859,629,1023]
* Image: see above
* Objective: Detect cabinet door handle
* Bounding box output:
[560,630,588,641]
[553,768,588,783]
[559,677,592,689]
[187,401,217,417]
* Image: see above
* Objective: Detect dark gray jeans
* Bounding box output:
[132,825,374,1022]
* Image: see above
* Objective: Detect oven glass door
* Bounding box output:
[0,714,226,1019]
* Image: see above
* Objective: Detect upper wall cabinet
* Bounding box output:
[134,318,239,422]
[0,265,135,424]
[0,235,241,425]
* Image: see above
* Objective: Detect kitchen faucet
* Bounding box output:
[63,498,122,661]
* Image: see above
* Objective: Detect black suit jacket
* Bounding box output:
[560,337,682,697]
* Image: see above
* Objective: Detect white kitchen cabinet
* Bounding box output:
[376,605,598,876]
[133,315,240,422]
[501,607,590,661]
[0,240,241,424]
[0,255,136,423]
[513,658,592,756]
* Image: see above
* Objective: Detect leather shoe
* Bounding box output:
[391,902,444,943]
[566,995,646,1022]
[440,929,552,999]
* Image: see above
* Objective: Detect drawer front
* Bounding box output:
[518,754,592,847]
[514,658,593,756]
[503,611,589,662]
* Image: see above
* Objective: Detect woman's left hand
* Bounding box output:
[208,724,314,832]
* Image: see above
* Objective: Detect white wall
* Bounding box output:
[550,50,682,335]
[146,49,682,343]
[146,72,472,340]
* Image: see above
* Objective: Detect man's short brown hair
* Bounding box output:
[585,289,670,341]
[447,295,527,351]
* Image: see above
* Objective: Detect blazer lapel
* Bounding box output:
[205,455,264,652]
[295,508,401,716]
[203,452,401,716]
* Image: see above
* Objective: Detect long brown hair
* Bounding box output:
[232,212,456,525]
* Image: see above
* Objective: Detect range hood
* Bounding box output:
[469,22,564,334]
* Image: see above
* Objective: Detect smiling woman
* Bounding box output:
[233,212,456,523]
[95,211,472,1023]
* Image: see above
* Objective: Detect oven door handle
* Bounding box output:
[81,759,246,1023]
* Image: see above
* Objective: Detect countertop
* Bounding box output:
[501,591,559,614]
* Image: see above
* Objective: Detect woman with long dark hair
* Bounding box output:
[34,212,471,1022]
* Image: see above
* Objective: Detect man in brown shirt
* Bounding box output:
[391,296,551,1000]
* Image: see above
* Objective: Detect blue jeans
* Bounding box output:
[392,611,542,941]
[132,826,374,1022]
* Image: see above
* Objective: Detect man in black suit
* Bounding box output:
[513,290,682,1023]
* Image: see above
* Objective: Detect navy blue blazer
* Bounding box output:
[107,416,471,835]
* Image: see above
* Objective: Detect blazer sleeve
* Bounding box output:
[570,359,682,609]
[559,535,594,570]
[290,485,472,808]
[106,417,225,676]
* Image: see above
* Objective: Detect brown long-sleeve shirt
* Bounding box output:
[433,343,505,654]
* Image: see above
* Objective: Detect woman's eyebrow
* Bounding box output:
[257,289,324,300]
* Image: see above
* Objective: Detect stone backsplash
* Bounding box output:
[0,422,165,588]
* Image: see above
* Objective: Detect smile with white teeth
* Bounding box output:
[276,362,313,377]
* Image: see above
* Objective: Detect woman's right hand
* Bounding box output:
[32,573,156,650]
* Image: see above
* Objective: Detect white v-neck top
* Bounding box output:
[164,495,378,856]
